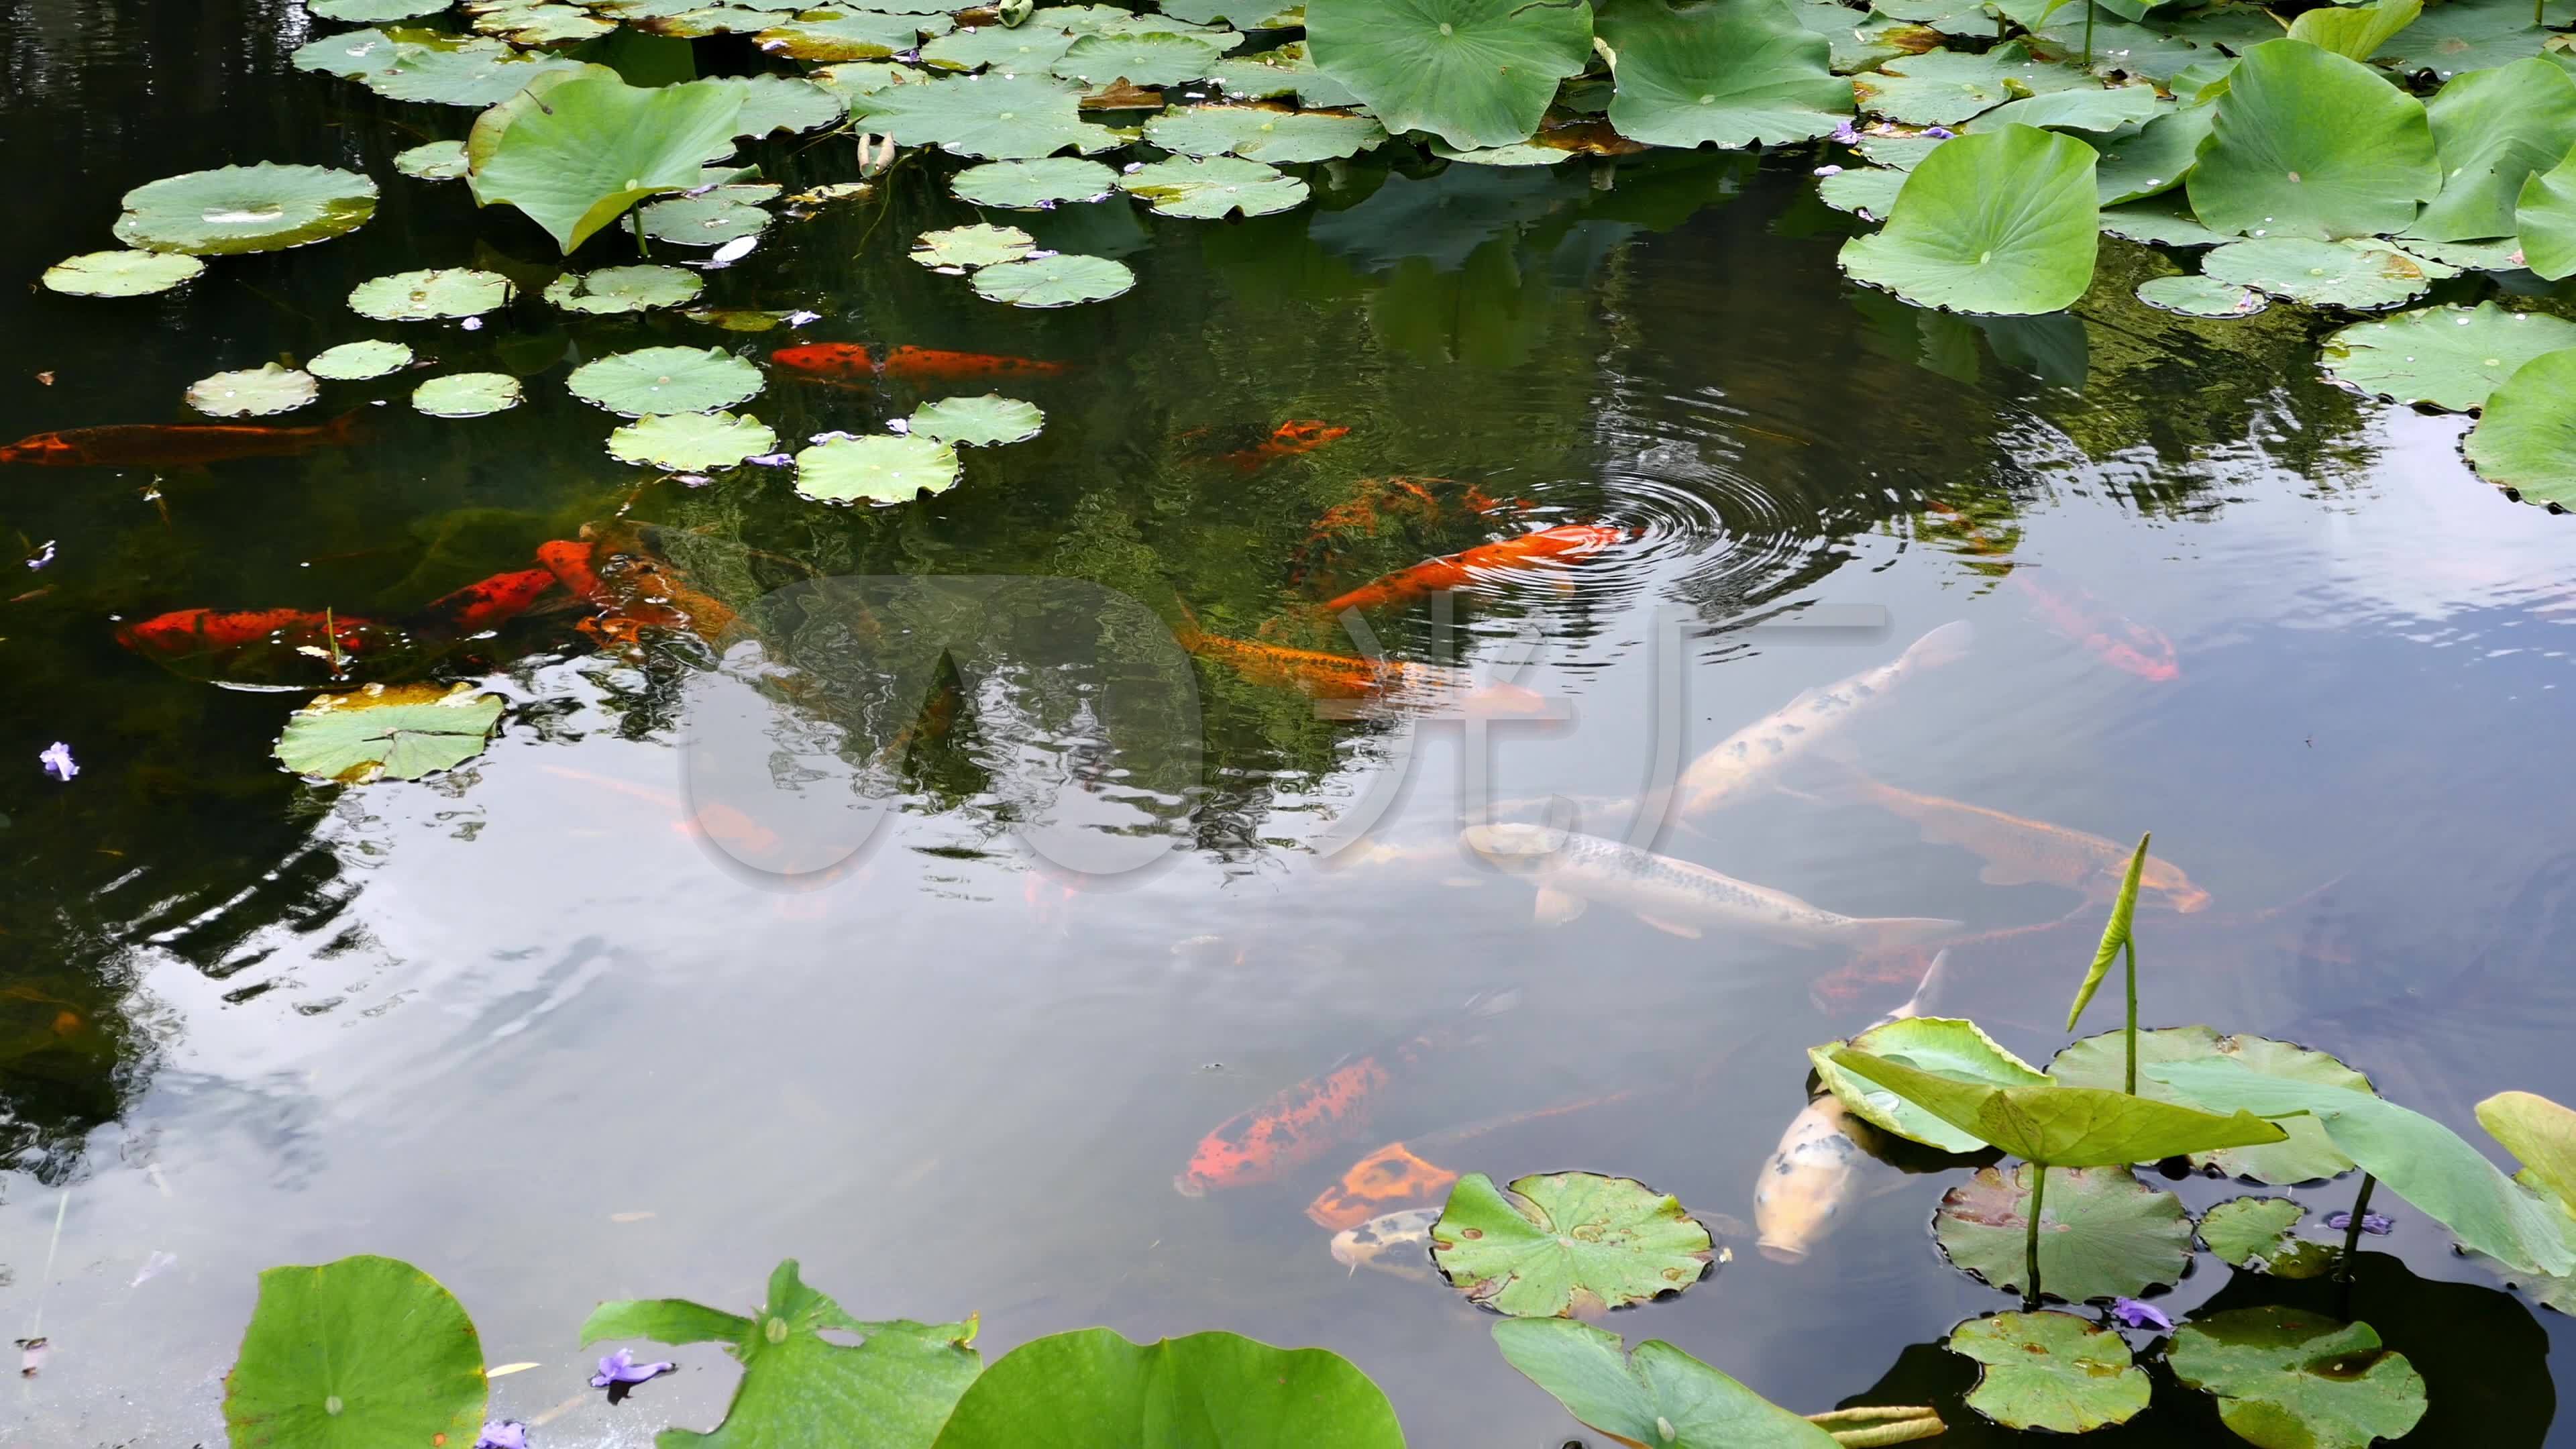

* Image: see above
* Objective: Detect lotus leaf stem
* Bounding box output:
[1807,1405,1947,1446]
[2084,0,2096,66]
[2024,1163,2048,1309]
[2335,1171,2379,1311]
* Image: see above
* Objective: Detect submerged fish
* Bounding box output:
[0,412,364,468]
[407,566,564,639]
[1676,621,1973,818]
[1305,1087,1653,1230]
[1318,524,1635,615]
[1837,773,2209,912]
[1173,612,1542,713]
[1929,503,2178,682]
[1214,419,1350,472]
[1462,823,1960,948]
[115,606,384,663]
[1756,951,1949,1263]
[1330,1207,1443,1281]
[767,343,1069,383]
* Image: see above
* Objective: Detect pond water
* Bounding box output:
[6,0,2576,1442]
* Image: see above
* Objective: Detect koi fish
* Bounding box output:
[1927,502,2177,682]
[1173,610,1542,713]
[0,412,364,468]
[1835,773,2210,912]
[1756,951,1948,1263]
[543,525,739,644]
[1329,1207,1443,1281]
[1214,419,1349,472]
[1305,1088,1648,1230]
[407,566,564,639]
[115,607,383,662]
[1676,621,1972,818]
[1318,524,1635,615]
[767,343,1069,382]
[1461,822,1960,948]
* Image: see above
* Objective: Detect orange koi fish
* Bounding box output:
[115,606,382,662]
[767,343,1069,383]
[1173,612,1543,713]
[1927,502,2178,682]
[1215,419,1350,472]
[0,412,365,468]
[1834,773,2209,912]
[408,566,563,638]
[1318,523,1635,615]
[539,526,738,645]
[1305,1089,1645,1229]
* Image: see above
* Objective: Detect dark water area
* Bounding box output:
[5,0,2576,1442]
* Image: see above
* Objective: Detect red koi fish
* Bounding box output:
[1319,523,1635,615]
[1215,419,1350,472]
[1,412,365,468]
[767,343,1070,383]
[115,606,382,662]
[1928,502,2178,682]
[409,566,563,638]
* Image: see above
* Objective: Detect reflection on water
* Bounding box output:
[6,0,2576,1442]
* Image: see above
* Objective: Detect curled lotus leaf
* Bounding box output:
[2198,1196,2337,1277]
[41,250,204,297]
[2464,347,2576,508]
[1430,1171,1715,1318]
[634,186,777,247]
[1304,0,1594,150]
[541,264,705,315]
[1949,1311,2150,1433]
[794,434,964,504]
[1116,154,1308,218]
[112,162,379,256]
[851,72,1123,159]
[2198,237,2433,310]
[606,411,780,470]
[2093,104,2211,206]
[465,72,748,254]
[928,1326,1398,1448]
[394,140,469,180]
[2477,1090,2576,1212]
[2167,1308,2428,1449]
[348,268,513,322]
[2135,274,2267,317]
[2320,303,2576,413]
[907,394,1045,446]
[308,340,417,380]
[2519,140,2576,279]
[1828,1044,2290,1167]
[951,156,1120,208]
[1140,103,1387,163]
[568,345,765,417]
[1810,1016,2046,1154]
[2049,1026,2372,1183]
[1051,30,1227,86]
[413,372,524,417]
[970,252,1136,307]
[1933,1164,2192,1303]
[2411,57,2576,244]
[219,1254,487,1444]
[186,364,319,418]
[910,223,1036,269]
[274,684,506,784]
[920,22,1080,72]
[1491,1320,1844,1449]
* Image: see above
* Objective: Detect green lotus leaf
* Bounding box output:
[811,59,918,97]
[1933,1163,2192,1302]
[1433,140,1579,165]
[1949,1311,2149,1433]
[112,162,379,256]
[971,252,1136,305]
[541,264,704,316]
[2399,233,2527,270]
[928,1327,1399,1449]
[908,394,1045,445]
[727,74,843,136]
[2380,0,2575,80]
[2465,347,2576,505]
[1491,1320,1843,1449]
[651,5,778,36]
[794,434,964,503]
[292,25,403,74]
[633,186,776,246]
[274,683,506,782]
[1829,1045,2290,1165]
[910,223,1036,268]
[2027,13,2207,84]
[1043,3,1235,35]
[2094,104,2213,205]
[1794,3,1941,73]
[2187,40,2438,241]
[465,73,745,252]
[2136,273,2267,316]
[1116,154,1308,217]
[348,268,513,321]
[1854,135,1946,170]
[1208,42,1360,106]
[568,345,764,416]
[1980,80,2164,133]
[1809,1016,2047,1153]
[394,140,470,181]
[2198,1196,2339,1277]
[2167,1308,2428,1449]
[2411,58,2576,243]
[1158,0,1300,23]
[2198,237,2433,308]
[1839,124,2098,315]
[310,0,452,19]
[360,32,589,104]
[186,363,319,418]
[1430,1171,1713,1317]
[1052,30,1227,85]
[1817,165,1907,216]
[2479,1091,2576,1211]
[2320,302,2576,411]
[413,372,525,417]
[2516,144,2576,278]
[1590,0,1849,149]
[922,21,1080,71]
[2049,1027,2371,1182]
[606,411,780,469]
[221,1254,486,1444]
[307,339,415,380]
[2100,195,2233,246]
[754,7,955,60]
[478,2,616,43]
[2149,1056,2576,1275]
[684,307,804,331]
[951,156,1121,207]
[2285,0,2421,61]
[1852,44,2086,127]
[1141,103,1388,162]
[1305,0,1597,150]
[41,250,204,297]
[852,72,1122,158]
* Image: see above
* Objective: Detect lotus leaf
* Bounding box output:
[911,223,1036,268]
[852,72,1122,158]
[755,7,955,59]
[413,372,525,417]
[292,25,404,74]
[971,252,1136,305]
[1839,124,2098,314]
[2380,0,2575,79]
[908,394,1045,445]
[275,683,506,782]
[1305,0,1597,150]
[2101,195,2233,246]
[2188,40,2438,241]
[1829,1045,2290,1165]
[2029,13,2206,84]
[361,34,589,104]
[2408,58,2576,244]
[606,411,780,469]
[1851,44,2086,127]
[928,1328,1400,1449]
[1142,103,1387,162]
[2198,1195,2339,1277]
[1794,3,1942,73]
[2167,1308,2428,1449]
[308,339,415,380]
[1980,81,2164,133]
[2516,145,2576,278]
[310,0,452,18]
[922,22,1080,71]
[2286,0,2422,61]
[1817,165,1907,215]
[41,250,204,297]
[795,434,964,503]
[2320,302,2576,411]
[1588,0,1849,149]
[1491,1320,1843,1449]
[2094,104,2213,205]
[568,345,763,416]
[465,73,745,252]
[634,186,775,246]
[2400,233,2527,270]
[2465,347,2576,504]
[1159,0,1299,22]
[348,268,513,321]
[812,59,917,96]
[185,364,319,418]
[1810,1016,2047,1152]
[2136,273,2268,315]
[1950,1311,2149,1433]
[2199,237,2433,308]
[1934,1164,2192,1301]
[1854,135,1946,170]
[951,156,1120,207]
[727,74,843,136]
[2475,1090,2576,1217]
[1430,1171,1713,1317]
[542,264,704,315]
[2049,1028,2369,1182]
[1116,154,1308,217]
[478,3,615,43]
[393,140,469,181]
[1208,43,1361,105]
[221,1254,486,1446]
[1052,30,1226,85]
[1436,140,1578,165]
[1042,3,1233,35]
[653,5,778,36]
[113,162,378,256]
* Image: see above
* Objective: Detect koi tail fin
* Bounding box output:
[1900,619,1974,671]
[1169,595,1208,653]
[1854,917,1964,951]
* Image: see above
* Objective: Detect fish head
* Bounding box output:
[1459,822,1568,870]
[767,343,871,375]
[1752,1114,1864,1263]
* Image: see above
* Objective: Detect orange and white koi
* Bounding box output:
[1756,951,1947,1263]
[1676,621,1972,818]
[1838,773,2209,912]
[1317,523,1635,615]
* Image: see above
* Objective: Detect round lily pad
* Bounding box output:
[1432,141,1576,166]
[2398,235,2528,272]
[1816,166,1907,217]
[2049,1027,2371,1183]
[541,264,704,315]
[910,223,1036,269]
[413,372,523,418]
[309,0,453,18]
[1141,103,1387,163]
[2463,347,2576,507]
[729,74,842,136]
[112,162,379,256]
[2099,198,2233,248]
[919,21,1079,72]
[1950,1311,2151,1433]
[2198,238,2434,311]
[275,682,506,783]
[970,252,1135,307]
[308,339,415,380]
[755,8,954,61]
[1933,1164,2192,1303]
[2167,1308,2428,1449]
[359,36,587,105]
[392,140,469,180]
[2199,1196,2338,1278]
[633,189,775,247]
[568,345,763,417]
[1811,1016,2048,1155]
[2136,274,2268,318]
[908,394,1044,445]
[292,25,400,75]
[1114,154,1307,218]
[219,1254,487,1446]
[2320,303,2576,413]
[1051,29,1224,86]
[850,71,1120,160]
[186,364,319,418]
[1430,1171,1713,1318]
[951,156,1120,208]
[41,250,205,297]
[348,268,513,322]
[606,411,780,469]
[794,434,964,504]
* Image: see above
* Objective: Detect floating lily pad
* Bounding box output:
[1979,80,2164,133]
[1817,166,1907,217]
[413,372,524,417]
[2199,237,2434,309]
[754,7,954,60]
[930,1327,1397,1449]
[1854,135,1947,171]
[2465,347,2576,506]
[951,156,1120,207]
[1491,1320,1843,1449]
[112,162,379,256]
[2167,1308,2428,1449]
[2381,0,2575,80]
[394,140,470,180]
[276,683,506,783]
[633,186,776,246]
[221,1255,486,1446]
[910,223,1036,269]
[1593,0,1851,149]
[2049,1028,2373,1183]
[2199,1196,2338,1277]
[2188,40,2438,241]
[728,74,842,136]
[1206,42,1359,107]
[794,434,964,503]
[2100,196,2233,247]
[186,363,319,418]
[292,25,403,74]
[310,0,453,19]
[349,268,513,321]
[1934,1164,2192,1303]
[542,264,704,315]
[1851,44,2085,127]
[308,339,415,380]
[607,411,780,469]
[1304,0,1593,149]
[466,72,748,253]
[1432,140,1574,166]
[1951,1311,2149,1433]
[970,252,1136,306]
[2413,57,2576,244]
[568,345,764,416]
[361,33,588,105]
[1841,124,2099,315]
[2319,303,2576,412]
[1811,1016,2047,1154]
[1116,154,1307,217]
[2136,274,2267,317]
[2399,234,2528,271]
[2094,104,2212,205]
[1430,1171,1713,1318]
[1053,30,1226,85]
[852,72,1120,158]
[41,250,204,297]
[920,22,1080,72]
[1141,103,1387,162]
[908,394,1044,445]
[810,60,916,97]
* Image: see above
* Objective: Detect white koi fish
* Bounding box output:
[1676,621,1973,819]
[1330,1207,1444,1281]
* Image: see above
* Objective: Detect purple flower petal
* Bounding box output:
[1925,126,1955,140]
[474,1421,530,1449]
[38,743,76,782]
[1829,119,1860,145]
[592,1347,676,1404]
[2326,1210,2394,1235]
[2110,1297,2174,1332]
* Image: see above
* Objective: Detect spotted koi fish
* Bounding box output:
[1676,620,1972,818]
[1318,523,1633,615]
